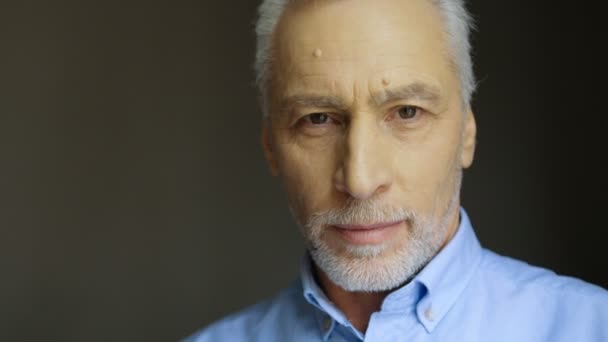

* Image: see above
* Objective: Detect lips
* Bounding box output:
[333,221,403,230]
[331,221,404,245]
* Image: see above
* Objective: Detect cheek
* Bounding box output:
[276,142,338,216]
[392,119,462,210]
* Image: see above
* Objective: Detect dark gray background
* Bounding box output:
[0,1,605,341]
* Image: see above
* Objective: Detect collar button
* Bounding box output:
[424,307,435,322]
[322,317,332,332]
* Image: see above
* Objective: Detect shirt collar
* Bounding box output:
[300,208,482,337]
[409,207,482,332]
[301,254,359,340]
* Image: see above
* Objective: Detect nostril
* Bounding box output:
[337,163,392,200]
[335,183,346,193]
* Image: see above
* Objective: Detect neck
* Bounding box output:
[316,268,387,333]
[314,208,461,333]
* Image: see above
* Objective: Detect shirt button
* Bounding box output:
[424,307,435,322]
[322,317,332,331]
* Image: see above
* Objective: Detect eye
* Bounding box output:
[306,113,330,124]
[397,106,420,120]
[294,112,342,136]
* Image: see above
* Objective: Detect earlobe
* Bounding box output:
[460,109,477,169]
[261,118,280,176]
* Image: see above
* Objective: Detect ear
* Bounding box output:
[261,117,280,176]
[460,108,477,169]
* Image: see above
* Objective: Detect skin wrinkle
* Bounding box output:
[280,82,446,115]
[261,0,477,334]
[281,95,348,114]
[256,0,477,117]
[370,82,443,107]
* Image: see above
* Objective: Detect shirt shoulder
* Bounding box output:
[183,281,319,342]
[473,249,608,340]
[479,249,608,299]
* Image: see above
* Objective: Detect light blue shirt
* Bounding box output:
[187,209,608,341]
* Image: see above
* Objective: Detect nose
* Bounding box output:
[333,116,393,200]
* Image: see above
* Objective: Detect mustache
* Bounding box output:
[304,199,419,228]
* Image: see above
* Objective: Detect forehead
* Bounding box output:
[272,0,457,104]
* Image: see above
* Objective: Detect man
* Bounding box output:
[187,0,608,340]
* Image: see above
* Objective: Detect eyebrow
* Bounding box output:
[279,82,443,114]
[370,82,443,107]
[280,95,347,112]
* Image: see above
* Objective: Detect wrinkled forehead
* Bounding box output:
[270,0,457,104]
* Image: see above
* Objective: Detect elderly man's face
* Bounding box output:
[262,0,476,291]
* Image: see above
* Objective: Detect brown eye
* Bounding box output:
[308,113,329,124]
[397,106,419,119]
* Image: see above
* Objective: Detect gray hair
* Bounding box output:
[254,0,476,115]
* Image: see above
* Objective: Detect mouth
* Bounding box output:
[331,220,404,245]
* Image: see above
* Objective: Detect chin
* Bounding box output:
[309,229,439,292]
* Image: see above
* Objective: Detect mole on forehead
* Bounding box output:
[312,48,323,58]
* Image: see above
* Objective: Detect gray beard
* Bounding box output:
[298,171,462,292]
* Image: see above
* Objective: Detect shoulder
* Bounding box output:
[475,249,608,338]
[184,281,316,342]
[478,249,608,300]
